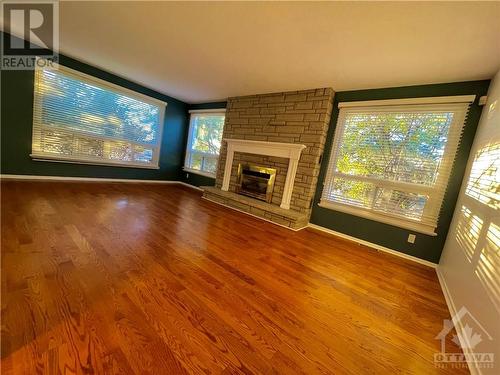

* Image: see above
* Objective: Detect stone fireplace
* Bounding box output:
[202,87,334,229]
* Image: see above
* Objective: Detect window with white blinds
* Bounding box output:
[31,62,166,169]
[319,96,475,235]
[184,110,226,177]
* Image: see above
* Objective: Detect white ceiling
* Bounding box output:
[55,2,500,103]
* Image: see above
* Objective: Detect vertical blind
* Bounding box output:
[320,96,474,235]
[184,111,226,176]
[31,62,166,168]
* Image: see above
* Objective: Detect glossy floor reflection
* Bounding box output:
[1,181,467,374]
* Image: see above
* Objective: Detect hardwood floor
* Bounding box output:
[1,181,468,374]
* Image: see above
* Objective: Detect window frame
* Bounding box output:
[31,59,167,169]
[183,109,226,178]
[319,95,475,236]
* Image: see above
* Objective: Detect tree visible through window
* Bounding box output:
[185,112,225,176]
[31,62,165,168]
[320,98,473,234]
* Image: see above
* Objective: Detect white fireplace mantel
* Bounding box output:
[221,138,306,209]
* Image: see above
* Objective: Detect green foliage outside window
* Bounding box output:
[332,111,454,219]
[186,114,225,175]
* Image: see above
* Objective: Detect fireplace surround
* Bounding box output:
[202,87,334,229]
[221,138,306,209]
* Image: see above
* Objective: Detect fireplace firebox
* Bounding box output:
[236,164,276,203]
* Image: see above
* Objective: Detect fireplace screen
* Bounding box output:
[236,164,277,203]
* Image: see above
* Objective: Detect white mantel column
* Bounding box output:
[221,142,234,191]
[280,157,301,209]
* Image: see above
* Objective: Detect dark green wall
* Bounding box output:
[310,81,490,263]
[181,101,227,187]
[189,102,227,110]
[1,35,189,180]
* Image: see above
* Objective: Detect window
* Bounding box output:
[184,109,226,177]
[31,61,166,169]
[320,96,475,235]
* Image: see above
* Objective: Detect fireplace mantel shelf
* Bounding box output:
[224,139,306,155]
[222,138,307,210]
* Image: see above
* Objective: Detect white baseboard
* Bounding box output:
[180,183,204,191]
[201,196,305,232]
[307,223,437,268]
[0,174,203,191]
[436,268,481,375]
[436,268,459,323]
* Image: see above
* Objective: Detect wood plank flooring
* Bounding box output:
[1,181,468,374]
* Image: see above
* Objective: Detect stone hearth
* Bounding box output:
[203,187,309,229]
[202,87,334,229]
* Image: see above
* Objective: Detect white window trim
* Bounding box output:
[338,95,476,108]
[320,96,473,235]
[182,167,218,178]
[31,58,167,169]
[31,154,160,170]
[184,109,226,178]
[188,108,226,114]
[37,58,168,107]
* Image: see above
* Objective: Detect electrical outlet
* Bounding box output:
[407,234,416,244]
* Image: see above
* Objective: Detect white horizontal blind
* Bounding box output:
[320,99,472,235]
[32,63,166,169]
[184,111,225,176]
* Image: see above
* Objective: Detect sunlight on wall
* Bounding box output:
[456,141,500,313]
[465,142,500,209]
[456,205,483,262]
[476,222,500,313]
